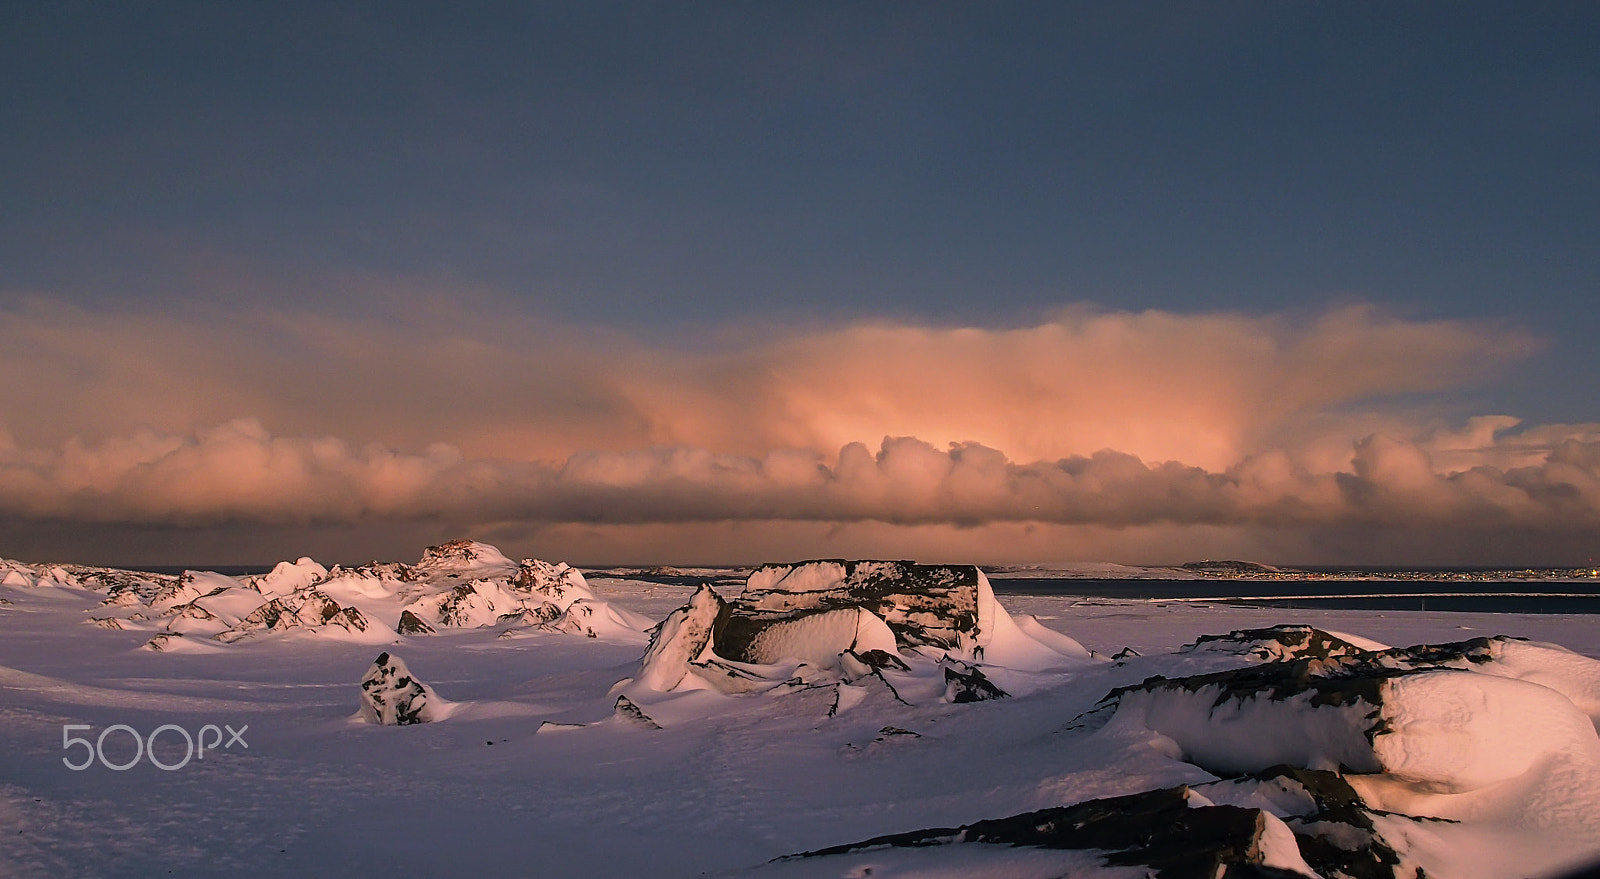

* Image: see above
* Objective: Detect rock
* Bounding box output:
[358,652,438,725]
[1181,625,1372,664]
[1085,648,1599,791]
[725,560,985,658]
[396,610,435,635]
[612,695,661,729]
[788,780,1326,877]
[942,660,1008,703]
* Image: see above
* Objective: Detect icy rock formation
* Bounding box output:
[635,585,728,691]
[628,561,1092,700]
[358,652,440,725]
[728,560,987,659]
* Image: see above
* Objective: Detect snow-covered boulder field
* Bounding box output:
[3,540,652,649]
[5,554,1600,878]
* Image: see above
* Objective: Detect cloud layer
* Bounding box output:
[3,296,1592,564]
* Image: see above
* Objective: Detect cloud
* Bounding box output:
[0,297,1537,469]
[4,294,1588,564]
[4,418,1598,547]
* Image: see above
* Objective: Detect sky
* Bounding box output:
[2,2,1598,567]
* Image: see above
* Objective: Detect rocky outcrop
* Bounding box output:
[1180,625,1372,663]
[727,560,985,659]
[215,588,371,643]
[628,560,1092,699]
[358,652,439,725]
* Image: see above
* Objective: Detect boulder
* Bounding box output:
[358,652,439,725]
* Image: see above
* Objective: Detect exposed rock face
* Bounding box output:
[396,610,435,635]
[358,652,438,725]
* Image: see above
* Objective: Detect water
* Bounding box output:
[987,577,1600,614]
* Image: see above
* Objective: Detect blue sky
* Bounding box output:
[2,3,1597,565]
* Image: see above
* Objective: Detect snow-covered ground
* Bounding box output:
[3,546,1599,878]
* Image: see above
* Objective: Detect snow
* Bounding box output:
[3,546,1600,878]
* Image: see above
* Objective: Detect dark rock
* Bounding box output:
[396,610,435,635]
[1182,625,1371,664]
[789,785,1305,877]
[612,695,661,729]
[790,766,1426,878]
[942,660,1008,703]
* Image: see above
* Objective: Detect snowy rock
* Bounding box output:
[791,766,1435,878]
[630,560,1092,697]
[730,560,986,658]
[247,557,329,598]
[358,652,440,725]
[509,558,594,607]
[1180,625,1373,664]
[1092,650,1600,792]
[538,598,654,640]
[790,781,1322,878]
[215,588,373,643]
[942,660,1009,703]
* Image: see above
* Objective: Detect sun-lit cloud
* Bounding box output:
[2,293,1590,564]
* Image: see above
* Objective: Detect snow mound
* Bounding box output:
[538,598,655,640]
[247,557,328,598]
[414,539,518,576]
[358,652,448,725]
